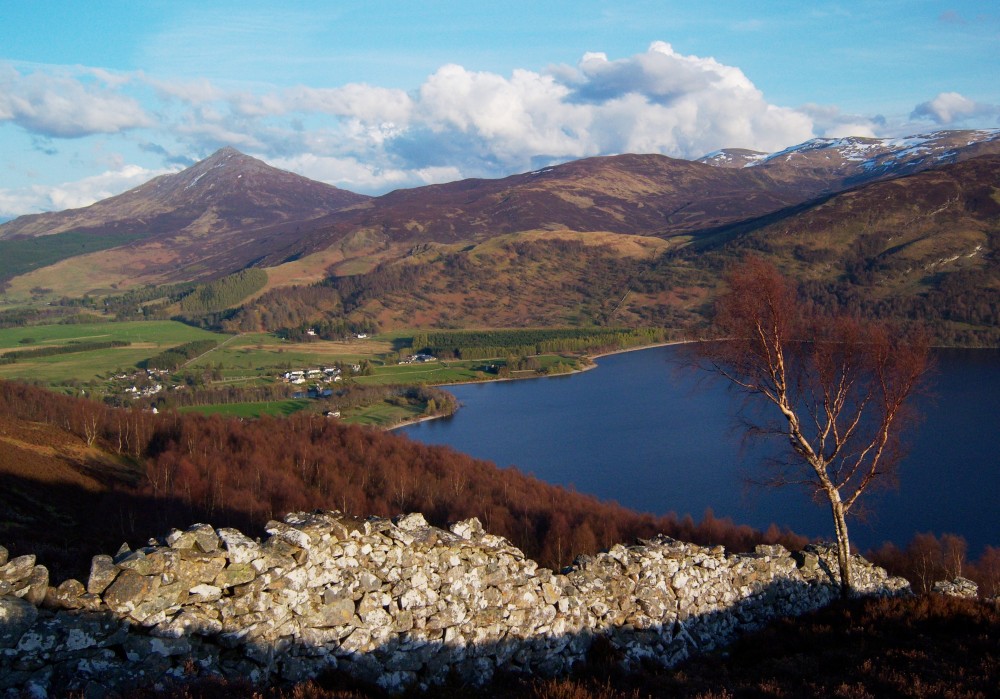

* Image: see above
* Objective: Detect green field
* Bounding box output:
[0,321,230,384]
[0,320,596,426]
[355,361,492,385]
[0,320,223,349]
[179,399,312,418]
[343,401,426,427]
[184,333,390,378]
[353,354,581,386]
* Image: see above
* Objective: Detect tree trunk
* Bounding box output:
[830,496,854,597]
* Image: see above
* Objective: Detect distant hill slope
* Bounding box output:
[259,130,1000,265]
[239,155,998,345]
[0,148,367,241]
[1,129,997,330]
[704,129,1000,191]
[0,148,369,287]
[286,153,808,250]
[679,153,1000,344]
[712,153,1000,274]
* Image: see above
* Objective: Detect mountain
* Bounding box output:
[0,148,368,287]
[0,147,366,241]
[268,153,817,270]
[702,129,1000,194]
[237,153,999,342]
[703,153,1000,283]
[251,128,1000,269]
[697,148,769,168]
[1,129,998,343]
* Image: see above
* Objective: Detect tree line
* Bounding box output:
[2,339,130,362]
[141,339,219,371]
[178,269,268,315]
[413,327,668,359]
[0,379,805,573]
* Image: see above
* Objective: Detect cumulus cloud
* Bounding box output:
[119,41,819,188]
[0,64,152,138]
[799,103,885,138]
[269,153,462,193]
[911,92,999,125]
[386,42,815,174]
[0,164,176,219]
[3,43,830,211]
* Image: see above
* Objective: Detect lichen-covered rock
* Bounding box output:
[0,511,911,697]
[87,554,118,595]
[21,566,49,606]
[45,578,86,610]
[933,576,979,599]
[103,569,160,617]
[0,554,36,584]
[0,595,38,649]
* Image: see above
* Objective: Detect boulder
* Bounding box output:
[0,595,38,648]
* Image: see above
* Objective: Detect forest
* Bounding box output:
[1,378,996,596]
[178,268,268,315]
[1,339,130,362]
[413,327,667,359]
[141,339,219,371]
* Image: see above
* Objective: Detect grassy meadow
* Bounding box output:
[179,399,313,419]
[0,321,229,384]
[0,319,600,426]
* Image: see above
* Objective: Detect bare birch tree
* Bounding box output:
[698,258,929,595]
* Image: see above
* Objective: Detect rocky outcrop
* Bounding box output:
[1,511,910,696]
[932,577,979,599]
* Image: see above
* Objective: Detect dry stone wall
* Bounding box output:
[1,510,910,697]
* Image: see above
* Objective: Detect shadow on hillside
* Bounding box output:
[0,473,265,581]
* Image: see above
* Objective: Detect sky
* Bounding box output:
[1,0,998,219]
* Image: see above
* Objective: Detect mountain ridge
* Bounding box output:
[0,129,997,339]
[0,148,368,242]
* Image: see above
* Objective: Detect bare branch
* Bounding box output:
[694,257,929,595]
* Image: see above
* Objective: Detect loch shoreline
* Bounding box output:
[386,340,691,430]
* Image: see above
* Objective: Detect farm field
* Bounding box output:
[0,320,604,426]
[355,360,493,385]
[184,333,393,378]
[0,321,229,385]
[342,401,427,428]
[0,320,221,349]
[179,399,313,419]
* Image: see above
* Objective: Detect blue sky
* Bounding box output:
[1,1,997,218]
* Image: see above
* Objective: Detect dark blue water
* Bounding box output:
[401,346,1000,555]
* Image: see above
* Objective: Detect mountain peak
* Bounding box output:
[697,148,769,169]
[212,146,244,158]
[198,146,252,168]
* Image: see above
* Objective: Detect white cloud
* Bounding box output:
[0,43,836,211]
[390,42,815,171]
[124,42,820,180]
[0,165,176,219]
[566,42,814,156]
[0,64,153,138]
[911,92,998,125]
[269,153,462,194]
[799,103,883,138]
[283,85,413,124]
